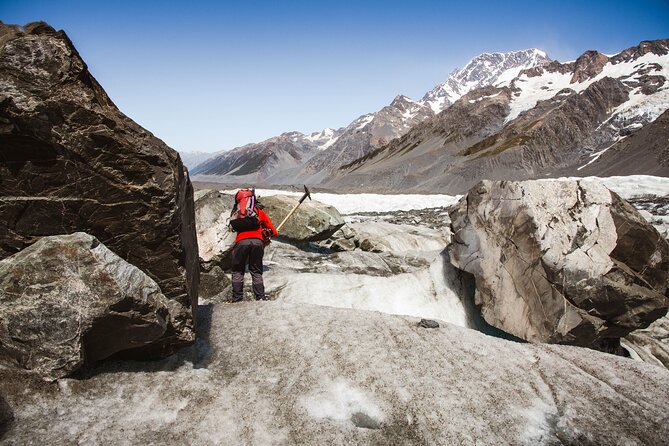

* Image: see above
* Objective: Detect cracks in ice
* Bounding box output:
[549,348,651,412]
[529,353,568,446]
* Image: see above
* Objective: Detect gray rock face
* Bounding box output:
[194,190,236,268]
[323,225,358,251]
[624,315,669,368]
[0,22,199,356]
[575,108,669,177]
[199,265,231,301]
[448,179,669,347]
[193,190,236,300]
[260,195,345,242]
[0,233,170,379]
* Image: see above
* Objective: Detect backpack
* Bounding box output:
[229,189,260,232]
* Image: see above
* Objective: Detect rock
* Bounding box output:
[0,233,170,379]
[325,225,358,252]
[260,195,345,242]
[418,319,440,329]
[199,265,232,302]
[359,237,385,253]
[448,179,669,348]
[194,190,236,270]
[349,221,449,253]
[350,411,382,430]
[0,22,199,356]
[623,315,669,368]
[330,237,357,252]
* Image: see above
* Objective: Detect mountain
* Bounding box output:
[192,49,550,185]
[421,48,551,113]
[190,131,323,182]
[285,95,435,184]
[179,151,220,170]
[574,108,669,177]
[326,39,669,193]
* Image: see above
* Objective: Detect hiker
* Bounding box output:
[230,189,278,302]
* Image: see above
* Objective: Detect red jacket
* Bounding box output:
[234,208,278,243]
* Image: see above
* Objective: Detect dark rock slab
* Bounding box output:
[0,22,199,356]
[199,265,232,301]
[418,319,440,329]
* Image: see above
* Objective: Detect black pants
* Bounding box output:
[231,238,265,301]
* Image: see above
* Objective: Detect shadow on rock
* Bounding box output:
[70,304,215,379]
[0,395,14,440]
[442,250,525,343]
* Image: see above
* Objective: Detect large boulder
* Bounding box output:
[0,22,199,356]
[448,179,669,348]
[260,195,345,242]
[0,233,171,379]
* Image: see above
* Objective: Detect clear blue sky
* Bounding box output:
[3,0,669,153]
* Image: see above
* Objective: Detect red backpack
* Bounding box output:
[229,189,260,232]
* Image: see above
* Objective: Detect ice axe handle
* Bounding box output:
[276,185,311,232]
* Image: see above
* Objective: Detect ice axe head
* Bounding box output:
[298,185,311,204]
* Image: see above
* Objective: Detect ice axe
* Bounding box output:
[275,185,311,232]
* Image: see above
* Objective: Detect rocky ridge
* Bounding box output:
[190,131,320,180]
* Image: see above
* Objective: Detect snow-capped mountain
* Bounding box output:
[192,40,669,192]
[288,51,550,182]
[289,95,435,184]
[192,48,550,184]
[303,127,343,151]
[421,48,551,113]
[503,43,669,126]
[328,39,669,193]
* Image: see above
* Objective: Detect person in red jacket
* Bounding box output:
[231,202,278,302]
